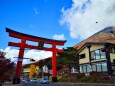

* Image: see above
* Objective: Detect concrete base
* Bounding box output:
[12,78,20,84]
[52,77,57,82]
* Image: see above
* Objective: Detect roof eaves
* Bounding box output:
[76,42,110,55]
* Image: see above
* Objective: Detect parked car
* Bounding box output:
[30,78,38,83]
[0,80,3,86]
[40,78,49,84]
[21,79,26,82]
[25,78,30,83]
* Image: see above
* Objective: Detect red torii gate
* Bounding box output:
[6,28,66,84]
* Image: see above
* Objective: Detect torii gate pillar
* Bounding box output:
[6,28,66,84]
[52,44,57,81]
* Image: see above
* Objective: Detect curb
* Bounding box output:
[52,82,115,86]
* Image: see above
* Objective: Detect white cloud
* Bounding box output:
[23,50,52,64]
[53,34,65,40]
[34,7,39,15]
[60,0,115,39]
[2,47,52,64]
[4,47,19,63]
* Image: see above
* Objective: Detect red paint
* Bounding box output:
[52,44,57,78]
[6,28,66,80]
[14,39,26,78]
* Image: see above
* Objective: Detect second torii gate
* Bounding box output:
[6,28,66,84]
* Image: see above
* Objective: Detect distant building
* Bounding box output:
[74,27,115,76]
[42,65,48,73]
[22,64,39,78]
[71,67,78,73]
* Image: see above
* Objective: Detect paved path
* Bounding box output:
[1,82,115,86]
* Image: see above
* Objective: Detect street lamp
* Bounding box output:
[14,57,35,62]
[30,59,35,62]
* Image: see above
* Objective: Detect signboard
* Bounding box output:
[38,40,44,49]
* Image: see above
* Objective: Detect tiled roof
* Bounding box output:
[74,27,115,50]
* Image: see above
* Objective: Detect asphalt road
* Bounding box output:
[2,81,115,86]
[19,82,76,86]
[17,81,115,86]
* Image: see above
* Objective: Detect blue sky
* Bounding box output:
[0,0,78,50]
[1,0,115,64]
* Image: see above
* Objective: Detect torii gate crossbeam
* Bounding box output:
[6,28,66,84]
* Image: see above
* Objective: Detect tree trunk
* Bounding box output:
[68,64,71,73]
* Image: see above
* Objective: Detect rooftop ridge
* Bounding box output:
[74,26,115,49]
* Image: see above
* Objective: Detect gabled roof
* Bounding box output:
[74,27,115,50]
[76,42,112,54]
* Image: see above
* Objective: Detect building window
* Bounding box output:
[110,47,115,54]
[79,54,85,59]
[80,66,83,73]
[91,52,95,60]
[100,50,106,59]
[83,65,87,73]
[95,50,100,59]
[92,64,96,71]
[102,63,107,72]
[97,64,101,72]
[92,63,107,72]
[87,65,90,72]
[91,49,106,60]
[80,63,107,73]
[80,64,91,73]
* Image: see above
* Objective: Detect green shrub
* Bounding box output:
[76,73,85,79]
[79,77,90,82]
[58,72,105,83]
[59,73,82,82]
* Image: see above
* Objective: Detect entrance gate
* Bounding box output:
[6,28,66,84]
